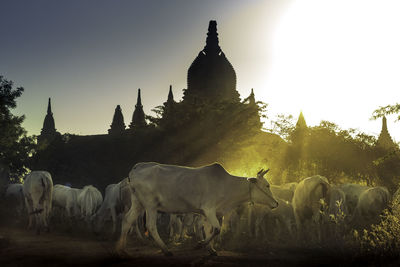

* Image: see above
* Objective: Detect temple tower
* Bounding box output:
[296,111,307,129]
[38,98,60,144]
[167,85,174,103]
[377,116,396,150]
[129,89,147,130]
[164,85,175,111]
[184,20,239,103]
[108,105,126,135]
[244,88,256,106]
[290,111,308,144]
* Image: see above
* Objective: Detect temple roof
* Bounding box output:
[40,98,57,136]
[296,111,307,129]
[377,116,396,150]
[129,89,147,129]
[108,105,126,135]
[184,20,239,103]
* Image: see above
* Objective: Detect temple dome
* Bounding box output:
[185,21,239,103]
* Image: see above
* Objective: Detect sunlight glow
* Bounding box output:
[261,0,400,139]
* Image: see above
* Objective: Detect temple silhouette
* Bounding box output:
[39,20,245,143]
[34,20,270,190]
[34,20,396,191]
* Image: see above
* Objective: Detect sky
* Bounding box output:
[1,0,400,141]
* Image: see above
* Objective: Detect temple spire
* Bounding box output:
[47,98,52,114]
[296,111,307,129]
[38,97,60,145]
[136,88,142,107]
[41,98,56,135]
[168,85,174,102]
[129,89,147,130]
[377,116,396,149]
[108,105,126,135]
[204,20,221,55]
[248,88,256,105]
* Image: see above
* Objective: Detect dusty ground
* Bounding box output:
[0,220,399,267]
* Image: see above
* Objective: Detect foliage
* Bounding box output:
[265,114,295,142]
[0,76,35,180]
[278,119,383,185]
[372,103,400,120]
[353,209,400,259]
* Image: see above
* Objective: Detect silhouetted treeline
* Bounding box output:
[1,75,400,194]
[31,98,276,192]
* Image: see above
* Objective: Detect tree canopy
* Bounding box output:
[0,76,35,181]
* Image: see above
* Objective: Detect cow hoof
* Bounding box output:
[164,251,173,257]
[208,249,218,256]
[195,242,204,249]
[116,249,130,258]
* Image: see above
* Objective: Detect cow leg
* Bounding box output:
[146,210,172,256]
[25,197,34,230]
[111,208,117,235]
[202,218,217,256]
[198,210,221,248]
[294,212,304,243]
[134,215,145,240]
[168,215,176,240]
[116,197,143,254]
[177,217,184,241]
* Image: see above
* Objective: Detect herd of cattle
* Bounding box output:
[2,162,394,256]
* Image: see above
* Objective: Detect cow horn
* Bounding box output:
[259,169,270,178]
[257,169,264,176]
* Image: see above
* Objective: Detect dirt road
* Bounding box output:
[0,225,398,267]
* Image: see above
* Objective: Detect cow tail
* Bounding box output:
[89,191,94,217]
[311,181,330,212]
[45,178,52,217]
[321,182,330,210]
[39,178,46,206]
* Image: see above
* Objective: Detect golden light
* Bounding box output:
[260,0,400,138]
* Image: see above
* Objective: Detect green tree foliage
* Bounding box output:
[372,103,400,120]
[265,114,295,142]
[0,76,35,180]
[279,120,382,185]
[149,97,268,166]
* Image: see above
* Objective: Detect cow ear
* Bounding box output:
[247,177,257,183]
[259,169,270,178]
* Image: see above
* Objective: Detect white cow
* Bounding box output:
[77,185,103,222]
[52,184,81,219]
[248,198,295,241]
[5,183,25,217]
[328,185,347,218]
[22,171,53,233]
[269,198,295,236]
[271,185,294,202]
[392,186,400,216]
[352,186,390,228]
[292,175,331,242]
[117,163,278,256]
[339,183,370,216]
[93,178,132,234]
[281,182,298,192]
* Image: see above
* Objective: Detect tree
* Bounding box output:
[372,103,400,120]
[0,76,35,181]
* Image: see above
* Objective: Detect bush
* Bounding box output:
[353,209,400,259]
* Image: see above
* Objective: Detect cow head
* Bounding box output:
[247,169,278,209]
